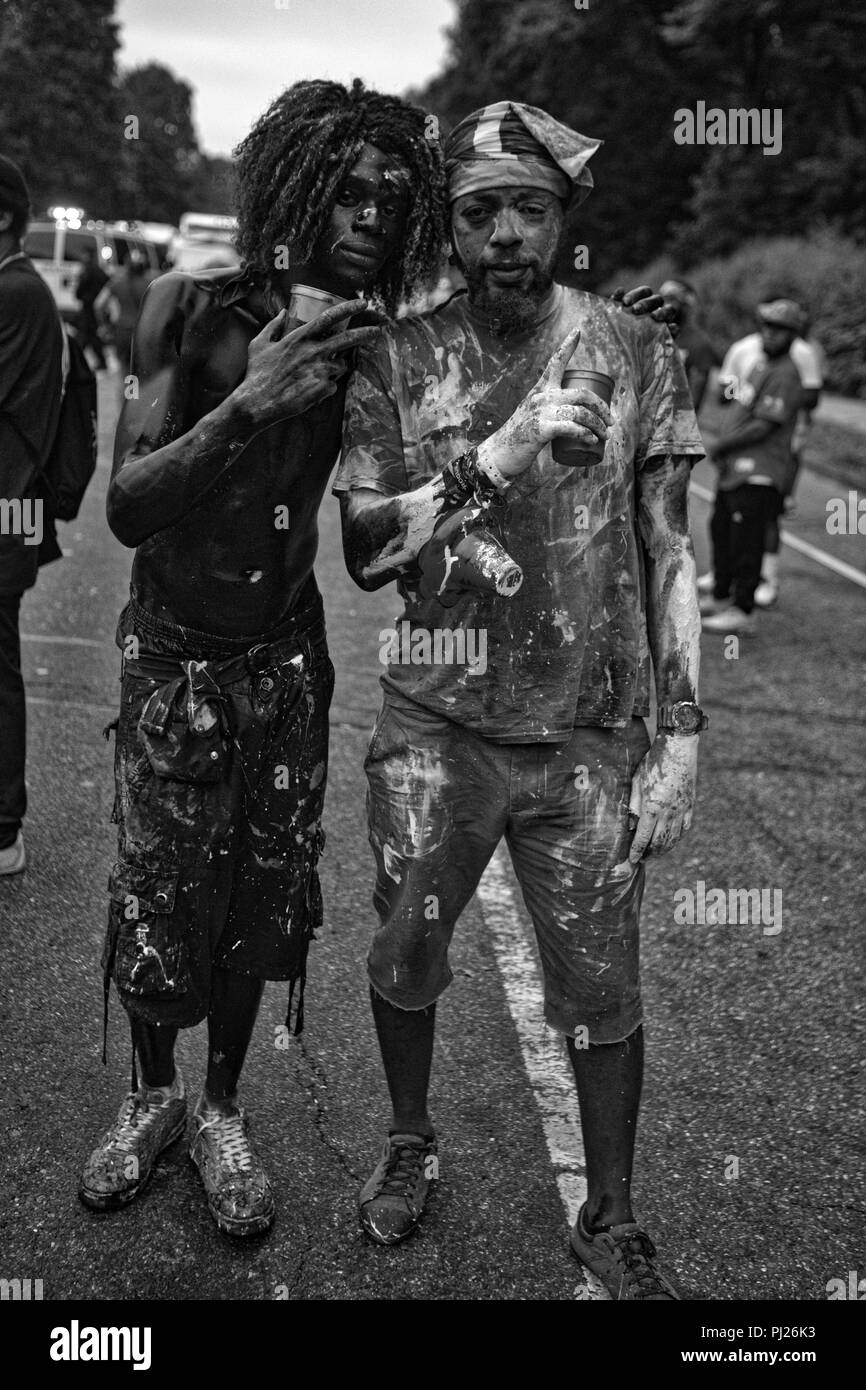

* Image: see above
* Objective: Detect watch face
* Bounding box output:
[672,703,701,733]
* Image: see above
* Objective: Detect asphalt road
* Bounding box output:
[1,373,863,1303]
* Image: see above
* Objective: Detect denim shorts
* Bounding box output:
[101,583,334,1032]
[364,689,650,1043]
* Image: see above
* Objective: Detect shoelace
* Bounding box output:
[111,1092,168,1155]
[616,1231,669,1297]
[195,1110,253,1174]
[377,1141,429,1197]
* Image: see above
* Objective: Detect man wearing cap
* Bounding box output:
[658,278,719,411]
[337,101,706,1300]
[701,299,804,634]
[704,298,821,607]
[0,155,64,877]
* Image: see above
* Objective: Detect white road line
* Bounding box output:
[27,695,116,716]
[476,846,610,1299]
[689,481,866,590]
[21,633,104,647]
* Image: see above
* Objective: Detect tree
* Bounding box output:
[663,0,866,260]
[0,0,123,217]
[412,0,708,286]
[117,63,204,223]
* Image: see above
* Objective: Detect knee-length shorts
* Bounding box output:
[101,589,334,1032]
[364,690,650,1044]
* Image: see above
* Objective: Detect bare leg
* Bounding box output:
[567,1026,644,1230]
[130,1017,178,1088]
[370,985,436,1137]
[203,966,265,1111]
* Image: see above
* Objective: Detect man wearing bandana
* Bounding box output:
[337,102,706,1300]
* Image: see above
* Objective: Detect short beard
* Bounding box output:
[460,261,556,337]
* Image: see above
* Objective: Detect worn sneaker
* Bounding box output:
[702,605,755,633]
[571,1204,681,1300]
[189,1100,275,1237]
[79,1072,187,1211]
[359,1132,438,1245]
[0,831,25,876]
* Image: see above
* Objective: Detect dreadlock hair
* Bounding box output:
[233,78,449,315]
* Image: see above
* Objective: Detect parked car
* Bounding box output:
[169,211,240,272]
[22,214,161,320]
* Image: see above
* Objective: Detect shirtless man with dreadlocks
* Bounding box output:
[78,79,450,1238]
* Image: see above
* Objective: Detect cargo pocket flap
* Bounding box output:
[108,861,179,916]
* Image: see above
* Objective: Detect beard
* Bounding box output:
[459,257,557,337]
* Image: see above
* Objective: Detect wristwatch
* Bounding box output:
[656,701,708,735]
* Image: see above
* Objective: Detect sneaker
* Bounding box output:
[696,571,715,594]
[358,1132,438,1245]
[189,1100,274,1237]
[753,579,779,608]
[0,831,25,876]
[570,1203,681,1301]
[702,605,755,633]
[79,1071,187,1211]
[698,594,732,617]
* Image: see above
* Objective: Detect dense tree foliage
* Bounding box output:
[412,0,866,285]
[0,0,234,222]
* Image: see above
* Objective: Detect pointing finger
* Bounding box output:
[539,326,581,385]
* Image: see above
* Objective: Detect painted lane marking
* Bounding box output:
[476,846,610,1300]
[689,481,866,590]
[21,633,104,647]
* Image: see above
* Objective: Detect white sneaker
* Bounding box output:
[753,579,779,608]
[702,606,756,634]
[696,572,715,594]
[698,595,732,617]
[0,831,25,876]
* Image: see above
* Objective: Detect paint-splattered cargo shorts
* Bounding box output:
[101,584,334,1032]
[364,689,651,1043]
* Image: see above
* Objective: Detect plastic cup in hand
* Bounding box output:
[552,368,615,467]
[287,284,348,324]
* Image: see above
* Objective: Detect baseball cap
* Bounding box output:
[757,298,803,333]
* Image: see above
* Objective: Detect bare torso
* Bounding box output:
[114,268,346,637]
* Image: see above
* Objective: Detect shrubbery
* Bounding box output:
[606,233,866,398]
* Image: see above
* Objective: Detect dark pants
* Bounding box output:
[76,306,106,369]
[710,484,781,614]
[0,593,25,848]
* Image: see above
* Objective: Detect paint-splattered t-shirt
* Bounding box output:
[335,285,704,741]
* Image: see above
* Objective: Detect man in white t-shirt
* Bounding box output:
[702,304,822,606]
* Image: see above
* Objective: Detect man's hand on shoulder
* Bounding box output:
[628,732,698,864]
[610,284,680,339]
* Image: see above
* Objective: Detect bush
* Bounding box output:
[605,232,866,398]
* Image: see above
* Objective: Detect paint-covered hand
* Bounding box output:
[417,505,523,608]
[478,326,612,479]
[627,733,698,864]
[610,285,681,339]
[234,300,384,425]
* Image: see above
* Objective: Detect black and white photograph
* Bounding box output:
[0,0,863,1353]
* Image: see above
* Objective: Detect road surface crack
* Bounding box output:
[292,1040,360,1183]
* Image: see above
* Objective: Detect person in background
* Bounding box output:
[99,249,157,393]
[0,154,64,876]
[75,245,109,370]
[701,299,804,635]
[702,298,823,606]
[658,278,719,412]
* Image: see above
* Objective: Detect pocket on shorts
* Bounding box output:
[108,860,191,999]
[137,685,231,784]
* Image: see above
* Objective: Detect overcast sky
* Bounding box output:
[117,0,455,156]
